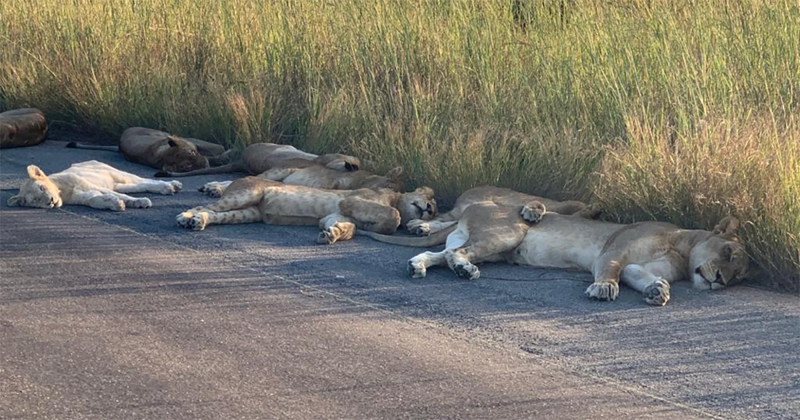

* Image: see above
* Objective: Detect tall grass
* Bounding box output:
[1,0,797,289]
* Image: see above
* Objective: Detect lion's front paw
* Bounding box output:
[169,181,183,193]
[106,196,126,212]
[406,219,431,236]
[176,212,194,228]
[317,228,338,245]
[644,279,671,306]
[159,181,181,195]
[521,203,546,224]
[585,281,619,301]
[130,197,152,208]
[453,262,480,280]
[199,182,224,198]
[408,260,427,278]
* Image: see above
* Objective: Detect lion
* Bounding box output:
[1,108,48,149]
[175,176,436,244]
[66,127,227,173]
[403,186,600,236]
[154,142,403,194]
[360,201,750,306]
[6,161,183,211]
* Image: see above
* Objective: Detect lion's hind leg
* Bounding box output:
[444,204,532,280]
[408,251,447,279]
[179,206,262,231]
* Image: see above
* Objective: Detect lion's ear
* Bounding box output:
[414,186,434,199]
[27,165,46,180]
[166,135,181,148]
[386,166,403,181]
[7,195,22,207]
[344,161,359,171]
[712,216,740,237]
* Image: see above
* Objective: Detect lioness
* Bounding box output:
[67,127,227,173]
[7,161,183,211]
[361,201,749,306]
[176,176,436,244]
[404,186,599,236]
[155,142,403,193]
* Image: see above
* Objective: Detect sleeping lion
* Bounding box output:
[361,201,750,306]
[7,161,182,211]
[176,176,436,244]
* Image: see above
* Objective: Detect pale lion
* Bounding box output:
[154,142,404,194]
[7,161,183,211]
[176,176,436,244]
[404,186,599,236]
[361,201,750,306]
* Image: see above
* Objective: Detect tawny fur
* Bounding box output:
[67,127,226,173]
[176,176,435,244]
[364,202,749,306]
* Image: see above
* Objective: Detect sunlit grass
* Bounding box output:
[1,0,797,288]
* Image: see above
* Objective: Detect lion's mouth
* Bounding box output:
[695,266,725,288]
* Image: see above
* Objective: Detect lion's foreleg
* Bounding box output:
[72,190,127,212]
[620,264,670,306]
[407,250,447,279]
[407,210,458,236]
[199,181,233,197]
[115,179,182,195]
[317,213,356,245]
[586,254,625,301]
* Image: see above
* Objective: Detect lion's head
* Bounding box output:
[396,186,437,225]
[689,216,750,290]
[160,136,210,173]
[7,165,62,209]
[317,153,362,172]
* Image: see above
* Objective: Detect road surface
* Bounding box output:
[1,141,798,419]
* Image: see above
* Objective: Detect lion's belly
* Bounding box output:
[260,189,342,219]
[506,216,613,271]
[508,230,600,270]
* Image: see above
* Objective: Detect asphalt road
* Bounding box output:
[1,141,798,420]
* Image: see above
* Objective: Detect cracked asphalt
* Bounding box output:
[1,141,798,419]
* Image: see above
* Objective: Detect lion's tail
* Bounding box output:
[66,142,119,152]
[357,224,456,247]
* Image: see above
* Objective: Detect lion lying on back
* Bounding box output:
[176,176,436,244]
[156,142,404,193]
[362,200,750,306]
[403,186,600,236]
